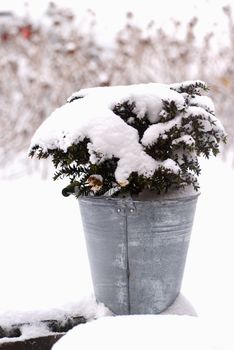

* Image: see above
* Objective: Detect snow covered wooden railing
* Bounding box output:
[0,295,110,349]
[0,334,63,350]
[0,316,86,350]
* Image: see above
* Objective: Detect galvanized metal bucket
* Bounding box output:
[78,193,199,315]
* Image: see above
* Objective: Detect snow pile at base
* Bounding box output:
[0,294,196,344]
[0,293,196,343]
[29,81,223,184]
[52,315,232,350]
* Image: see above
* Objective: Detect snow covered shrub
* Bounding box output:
[29,80,226,197]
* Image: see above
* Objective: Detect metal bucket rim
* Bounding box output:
[78,191,200,204]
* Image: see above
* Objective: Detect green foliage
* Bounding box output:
[30,81,227,197]
[113,101,151,139]
[170,80,209,95]
[159,100,184,122]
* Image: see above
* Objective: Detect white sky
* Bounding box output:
[0,0,232,45]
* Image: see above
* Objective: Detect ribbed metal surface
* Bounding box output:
[78,194,199,315]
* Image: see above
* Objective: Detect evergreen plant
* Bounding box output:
[29,81,226,197]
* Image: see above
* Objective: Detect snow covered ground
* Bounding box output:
[52,314,233,350]
[182,152,234,318]
[0,152,234,348]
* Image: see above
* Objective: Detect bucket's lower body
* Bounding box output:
[78,195,198,315]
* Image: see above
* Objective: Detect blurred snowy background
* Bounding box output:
[0,0,234,347]
[0,0,234,177]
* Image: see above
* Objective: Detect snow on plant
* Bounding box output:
[29,80,226,197]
